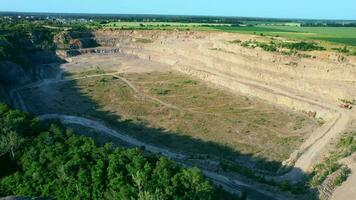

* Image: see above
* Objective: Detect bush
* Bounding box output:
[229,39,241,44]
[332,46,350,53]
[281,42,326,51]
[240,40,278,52]
[259,43,277,52]
[334,166,351,186]
[241,40,255,48]
[151,87,171,95]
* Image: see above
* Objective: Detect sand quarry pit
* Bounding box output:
[14,30,356,178]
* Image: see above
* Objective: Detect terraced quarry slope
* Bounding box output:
[80,30,355,171]
[5,29,356,200]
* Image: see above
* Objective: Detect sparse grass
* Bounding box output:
[151,87,171,95]
[21,71,318,172]
[79,72,316,166]
[209,48,235,54]
[339,98,356,105]
[69,66,116,79]
[134,38,153,43]
[294,116,306,130]
[228,39,242,44]
[309,131,355,187]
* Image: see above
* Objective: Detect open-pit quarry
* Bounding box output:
[5,29,356,200]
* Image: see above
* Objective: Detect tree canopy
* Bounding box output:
[0,103,236,199]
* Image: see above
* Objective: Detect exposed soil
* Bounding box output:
[18,56,318,170]
[8,29,356,199]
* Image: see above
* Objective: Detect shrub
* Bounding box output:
[259,43,277,52]
[332,46,350,53]
[134,38,153,43]
[241,40,253,48]
[240,40,278,52]
[334,166,351,186]
[182,79,198,85]
[229,39,241,44]
[281,42,326,51]
[151,87,171,95]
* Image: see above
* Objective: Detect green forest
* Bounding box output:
[0,103,235,199]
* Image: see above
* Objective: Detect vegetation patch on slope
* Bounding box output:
[309,132,355,187]
[21,71,319,173]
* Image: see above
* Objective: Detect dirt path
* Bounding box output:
[8,55,352,199]
[183,62,351,181]
[277,111,350,182]
[9,69,293,199]
[38,114,185,159]
[136,47,352,180]
[37,113,287,200]
[113,75,183,111]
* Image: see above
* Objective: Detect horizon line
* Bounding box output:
[1,10,356,22]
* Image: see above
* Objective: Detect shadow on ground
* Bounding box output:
[0,28,320,199]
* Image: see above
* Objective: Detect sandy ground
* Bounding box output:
[8,54,297,199]
[7,29,356,199]
[62,53,172,74]
[7,53,348,200]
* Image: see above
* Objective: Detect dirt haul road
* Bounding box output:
[126,46,352,181]
[8,49,353,199]
[9,69,293,200]
[38,114,287,200]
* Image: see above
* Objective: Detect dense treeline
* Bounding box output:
[301,23,356,27]
[0,21,95,71]
[0,103,236,199]
[0,21,57,65]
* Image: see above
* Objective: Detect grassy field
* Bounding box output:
[77,72,319,169]
[102,21,356,48]
[21,71,319,171]
[214,25,356,46]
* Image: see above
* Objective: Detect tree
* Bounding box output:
[0,130,24,159]
[0,104,235,199]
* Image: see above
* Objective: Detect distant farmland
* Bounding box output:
[103,22,356,46]
[214,26,356,46]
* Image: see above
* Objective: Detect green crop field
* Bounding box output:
[102,21,356,47]
[213,25,356,46]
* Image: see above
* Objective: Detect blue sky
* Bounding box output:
[1,0,355,20]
